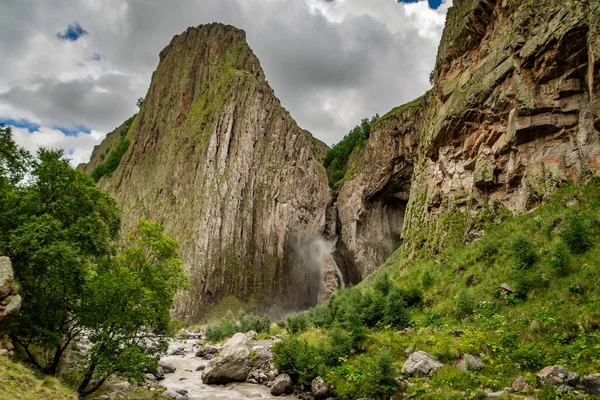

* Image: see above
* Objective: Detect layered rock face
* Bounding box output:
[333,98,426,281]
[336,0,600,261]
[83,24,332,319]
[402,0,600,253]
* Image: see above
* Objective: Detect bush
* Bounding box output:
[512,344,544,371]
[456,291,474,318]
[479,240,499,265]
[286,313,310,334]
[374,272,391,296]
[321,324,352,366]
[205,313,237,342]
[355,352,398,399]
[307,304,333,328]
[238,310,270,333]
[511,270,536,300]
[421,270,434,288]
[363,290,386,327]
[383,286,411,329]
[511,235,536,270]
[560,213,592,254]
[91,138,130,182]
[400,287,423,309]
[272,336,319,385]
[548,240,571,276]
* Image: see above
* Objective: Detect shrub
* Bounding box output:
[383,286,411,329]
[363,290,386,327]
[272,336,319,385]
[400,287,424,309]
[238,310,270,333]
[374,272,391,296]
[286,313,310,334]
[511,270,536,300]
[307,304,333,328]
[480,240,499,265]
[456,291,474,318]
[321,325,352,366]
[548,240,571,276]
[205,313,237,342]
[560,213,592,254]
[356,352,398,399]
[512,344,544,371]
[91,138,130,182]
[511,235,536,270]
[421,270,434,288]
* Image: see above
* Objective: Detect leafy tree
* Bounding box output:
[323,115,379,189]
[6,149,121,375]
[511,235,536,270]
[0,123,31,187]
[560,213,592,254]
[136,97,144,109]
[76,220,187,396]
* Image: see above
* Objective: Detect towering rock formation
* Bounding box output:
[333,0,600,272]
[82,24,332,320]
[85,0,600,315]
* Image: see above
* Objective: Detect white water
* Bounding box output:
[159,339,296,400]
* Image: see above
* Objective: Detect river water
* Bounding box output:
[159,339,296,400]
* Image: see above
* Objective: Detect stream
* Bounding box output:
[159,338,296,400]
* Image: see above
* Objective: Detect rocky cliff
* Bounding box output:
[82,24,332,320]
[334,0,600,265]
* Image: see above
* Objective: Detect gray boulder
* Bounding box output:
[195,344,219,358]
[402,351,444,376]
[159,361,177,374]
[536,365,567,386]
[456,354,484,371]
[311,376,329,398]
[271,373,293,396]
[202,333,252,384]
[0,257,21,337]
[583,373,600,395]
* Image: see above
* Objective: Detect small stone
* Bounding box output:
[196,365,206,371]
[583,373,600,395]
[203,353,213,360]
[500,284,514,294]
[404,347,415,356]
[144,373,157,381]
[271,373,293,396]
[512,375,527,391]
[536,365,567,386]
[455,354,484,371]
[311,376,329,398]
[159,361,177,374]
[248,393,263,398]
[487,391,507,398]
[402,351,444,376]
[453,330,465,337]
[566,371,580,385]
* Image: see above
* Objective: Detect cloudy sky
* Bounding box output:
[0,0,450,166]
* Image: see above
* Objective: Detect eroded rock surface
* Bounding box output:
[82,23,332,318]
[0,257,21,338]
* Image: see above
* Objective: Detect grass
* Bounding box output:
[0,355,77,400]
[271,184,600,399]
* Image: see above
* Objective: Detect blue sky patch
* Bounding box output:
[397,0,442,9]
[53,125,92,136]
[0,118,41,133]
[57,23,88,41]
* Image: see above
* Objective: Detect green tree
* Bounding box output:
[0,123,31,187]
[76,220,187,396]
[6,149,121,374]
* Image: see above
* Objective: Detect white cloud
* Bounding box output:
[0,0,451,156]
[12,126,105,167]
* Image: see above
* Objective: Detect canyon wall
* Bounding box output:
[83,24,332,320]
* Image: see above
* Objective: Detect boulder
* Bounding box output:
[201,333,252,384]
[195,344,219,358]
[512,375,528,391]
[271,373,293,396]
[0,257,21,338]
[159,361,177,374]
[168,347,186,356]
[311,376,329,398]
[455,354,484,371]
[583,373,600,395]
[402,351,444,376]
[536,365,567,386]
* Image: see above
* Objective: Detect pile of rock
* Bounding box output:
[0,257,21,356]
[533,365,600,395]
[201,332,279,386]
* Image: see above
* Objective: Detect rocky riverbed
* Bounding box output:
[157,334,296,400]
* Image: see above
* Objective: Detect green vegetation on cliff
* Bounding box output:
[272,184,600,399]
[91,114,136,182]
[323,115,378,189]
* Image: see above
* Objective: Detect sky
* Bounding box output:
[0,0,451,166]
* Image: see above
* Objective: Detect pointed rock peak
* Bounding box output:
[159,22,264,81]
